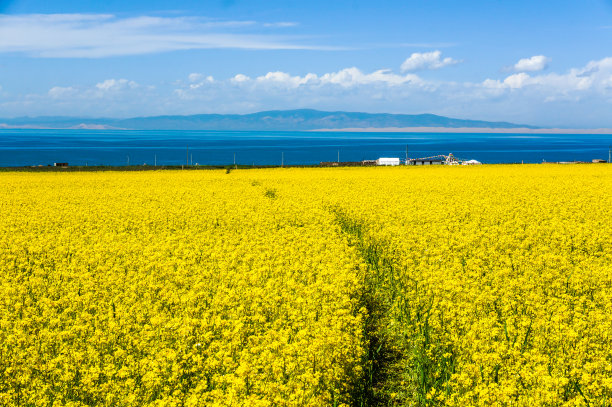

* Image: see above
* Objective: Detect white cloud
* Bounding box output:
[256,71,318,87]
[320,68,422,87]
[48,86,77,99]
[169,66,431,112]
[401,50,460,72]
[503,73,531,89]
[231,74,251,83]
[482,57,612,96]
[244,68,423,88]
[188,73,203,82]
[95,79,138,91]
[187,75,215,90]
[513,55,551,72]
[0,14,336,58]
[263,22,298,28]
[44,79,142,105]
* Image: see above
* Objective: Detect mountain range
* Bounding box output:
[0,109,537,131]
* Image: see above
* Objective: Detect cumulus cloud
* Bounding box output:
[502,73,531,89]
[95,79,138,91]
[401,50,460,72]
[169,66,432,112]
[230,68,423,88]
[320,68,422,87]
[188,73,203,82]
[0,14,337,58]
[186,74,215,90]
[44,78,142,104]
[231,74,251,83]
[48,86,77,99]
[256,71,318,87]
[513,55,551,72]
[483,57,612,95]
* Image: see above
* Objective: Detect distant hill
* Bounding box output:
[0,109,538,131]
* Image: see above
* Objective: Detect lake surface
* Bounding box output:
[0,129,610,166]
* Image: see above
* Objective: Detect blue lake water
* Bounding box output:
[0,129,610,166]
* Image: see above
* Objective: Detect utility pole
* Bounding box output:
[405,145,408,165]
[234,153,237,169]
[337,149,340,163]
[191,154,193,166]
[186,146,189,166]
[281,152,284,167]
[609,146,611,163]
[127,155,130,166]
[154,154,157,167]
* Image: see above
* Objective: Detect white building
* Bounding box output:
[376,157,400,166]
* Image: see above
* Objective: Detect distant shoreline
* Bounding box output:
[0,124,125,130]
[311,127,612,134]
[2,125,612,134]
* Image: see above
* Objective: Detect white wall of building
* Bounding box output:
[376,157,400,166]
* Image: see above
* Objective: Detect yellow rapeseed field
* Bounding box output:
[0,171,365,406]
[1,164,611,406]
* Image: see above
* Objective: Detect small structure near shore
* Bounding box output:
[407,153,481,165]
[409,158,445,165]
[462,159,482,165]
[53,162,68,168]
[376,157,400,166]
[320,160,376,167]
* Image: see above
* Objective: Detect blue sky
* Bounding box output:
[2,0,612,127]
